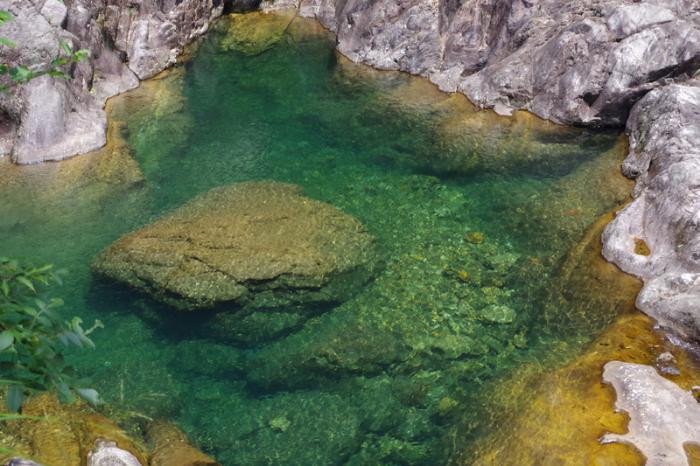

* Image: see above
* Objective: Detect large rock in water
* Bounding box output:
[92,181,377,311]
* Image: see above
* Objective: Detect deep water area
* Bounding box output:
[0,13,638,465]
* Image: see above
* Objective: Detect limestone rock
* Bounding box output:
[0,0,223,163]
[92,181,378,311]
[264,0,700,128]
[602,361,700,466]
[602,80,700,342]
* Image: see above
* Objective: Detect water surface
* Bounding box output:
[0,13,634,465]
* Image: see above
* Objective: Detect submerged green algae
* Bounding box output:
[0,12,636,465]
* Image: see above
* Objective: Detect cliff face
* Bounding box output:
[265,0,700,127]
[0,0,223,164]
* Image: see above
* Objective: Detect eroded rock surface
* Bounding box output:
[602,361,700,466]
[263,0,700,128]
[0,0,222,163]
[602,80,700,342]
[92,181,377,311]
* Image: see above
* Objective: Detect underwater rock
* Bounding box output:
[87,440,143,466]
[464,232,485,245]
[92,181,378,311]
[478,305,516,325]
[602,361,700,466]
[219,11,296,55]
[147,420,219,466]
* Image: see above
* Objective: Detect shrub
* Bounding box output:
[0,257,102,411]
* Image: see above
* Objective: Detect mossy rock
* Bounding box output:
[92,181,378,313]
[219,12,295,56]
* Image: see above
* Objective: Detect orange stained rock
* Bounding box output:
[459,208,700,465]
[148,420,220,466]
[2,393,148,466]
[634,238,651,256]
[466,311,700,466]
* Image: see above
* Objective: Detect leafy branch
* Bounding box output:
[0,10,89,92]
[0,257,103,412]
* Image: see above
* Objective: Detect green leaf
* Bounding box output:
[16,276,35,292]
[74,49,89,62]
[59,39,72,55]
[0,37,16,48]
[9,66,33,83]
[1,280,9,297]
[0,11,13,25]
[0,331,14,351]
[6,385,24,412]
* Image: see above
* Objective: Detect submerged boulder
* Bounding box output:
[92,181,377,311]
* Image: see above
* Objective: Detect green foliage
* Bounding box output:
[0,10,90,92]
[0,257,103,412]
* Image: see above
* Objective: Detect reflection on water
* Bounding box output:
[0,12,645,465]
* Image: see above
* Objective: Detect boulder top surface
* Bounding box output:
[92,181,378,310]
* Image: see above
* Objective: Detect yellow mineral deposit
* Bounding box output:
[461,211,700,466]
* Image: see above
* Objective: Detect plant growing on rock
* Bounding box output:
[0,257,102,412]
[0,10,88,92]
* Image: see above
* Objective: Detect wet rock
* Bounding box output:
[4,460,43,466]
[602,361,700,466]
[0,394,148,466]
[655,351,680,376]
[147,420,219,466]
[219,11,296,55]
[602,80,700,342]
[478,305,516,325]
[92,181,378,311]
[87,440,143,466]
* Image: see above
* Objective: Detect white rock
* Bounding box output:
[602,361,700,466]
[87,440,142,466]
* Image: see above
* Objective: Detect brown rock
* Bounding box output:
[92,181,378,311]
[148,420,219,466]
[0,394,147,466]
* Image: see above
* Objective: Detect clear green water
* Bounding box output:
[1,14,633,465]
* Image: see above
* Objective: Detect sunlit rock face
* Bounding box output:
[263,0,700,128]
[92,181,378,311]
[0,0,222,163]
[603,80,700,342]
